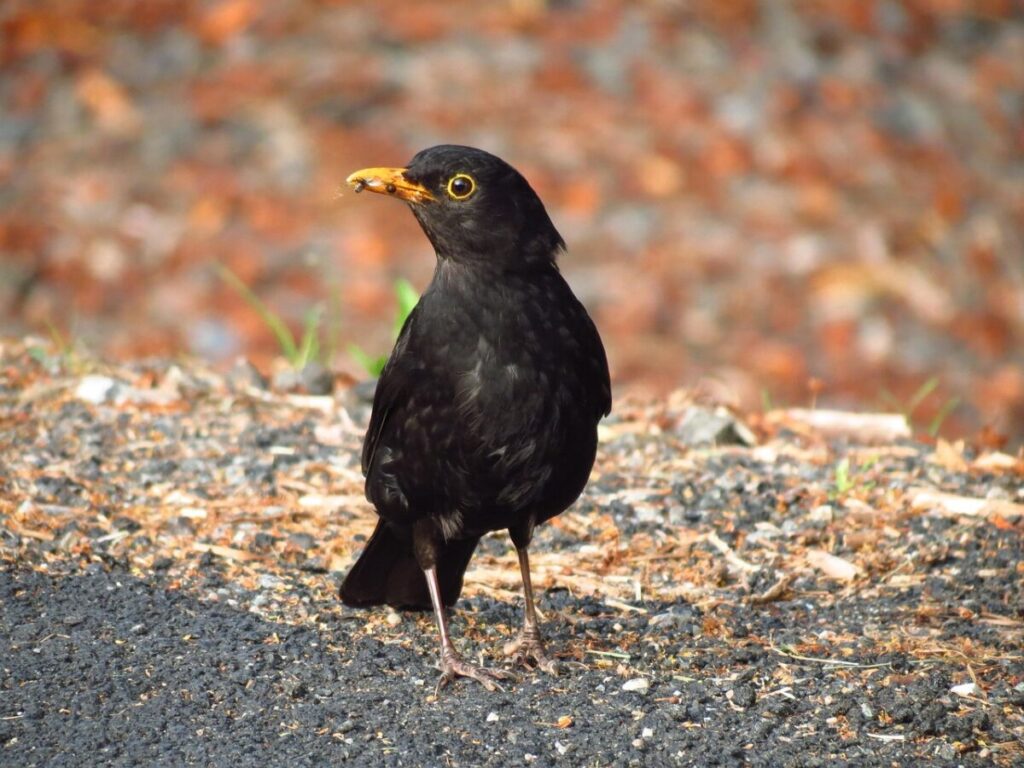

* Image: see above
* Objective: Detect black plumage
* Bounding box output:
[340,145,611,689]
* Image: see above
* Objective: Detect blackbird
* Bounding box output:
[340,145,611,689]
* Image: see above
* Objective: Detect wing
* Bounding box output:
[361,305,417,477]
[583,308,612,419]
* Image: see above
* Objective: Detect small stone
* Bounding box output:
[809,504,834,523]
[385,610,401,627]
[75,375,118,404]
[731,684,756,708]
[287,532,316,551]
[934,741,957,761]
[227,358,268,391]
[641,727,654,738]
[271,367,306,393]
[622,678,650,693]
[486,711,500,723]
[300,362,335,395]
[350,378,378,404]
[675,406,755,447]
[259,574,282,590]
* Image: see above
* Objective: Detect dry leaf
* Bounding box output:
[931,439,968,472]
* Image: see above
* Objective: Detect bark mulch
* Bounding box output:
[1,337,1022,767]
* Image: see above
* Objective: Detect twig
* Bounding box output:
[750,573,793,604]
[585,649,631,660]
[705,531,759,573]
[601,596,647,614]
[770,643,890,669]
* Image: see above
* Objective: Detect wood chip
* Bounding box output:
[193,542,264,562]
[973,451,1023,472]
[766,409,910,443]
[806,549,862,581]
[908,488,1024,519]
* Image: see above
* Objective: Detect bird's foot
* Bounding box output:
[436,651,515,693]
[504,627,560,675]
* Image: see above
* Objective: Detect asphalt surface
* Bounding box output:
[2,555,1017,768]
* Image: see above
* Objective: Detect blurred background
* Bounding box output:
[1,0,1022,443]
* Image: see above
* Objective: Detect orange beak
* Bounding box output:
[345,167,435,204]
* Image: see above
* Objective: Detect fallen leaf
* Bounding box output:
[931,439,968,472]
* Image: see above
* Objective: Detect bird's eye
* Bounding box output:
[446,174,476,200]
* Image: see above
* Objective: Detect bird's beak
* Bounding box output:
[345,167,435,204]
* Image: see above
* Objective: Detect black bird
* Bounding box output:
[340,145,611,689]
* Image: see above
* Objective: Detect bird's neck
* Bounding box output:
[430,250,561,291]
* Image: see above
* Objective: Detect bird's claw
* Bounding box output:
[435,652,515,694]
[504,629,560,675]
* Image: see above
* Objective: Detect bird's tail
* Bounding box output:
[339,520,480,610]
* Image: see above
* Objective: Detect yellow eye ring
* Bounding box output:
[446,174,476,200]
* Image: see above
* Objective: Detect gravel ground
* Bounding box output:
[2,341,1023,766]
[0,560,1011,768]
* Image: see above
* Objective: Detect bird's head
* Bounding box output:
[346,145,565,271]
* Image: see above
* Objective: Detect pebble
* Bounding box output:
[486,711,500,723]
[259,574,282,590]
[226,358,268,391]
[287,532,316,551]
[809,504,834,523]
[622,678,650,692]
[75,375,117,404]
[675,406,756,447]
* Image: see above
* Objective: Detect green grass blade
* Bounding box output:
[907,377,939,415]
[393,278,419,335]
[297,305,323,368]
[928,396,961,437]
[215,263,298,363]
[348,343,388,377]
[325,286,342,364]
[833,458,852,496]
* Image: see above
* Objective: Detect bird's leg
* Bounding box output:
[504,537,560,675]
[422,564,513,692]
